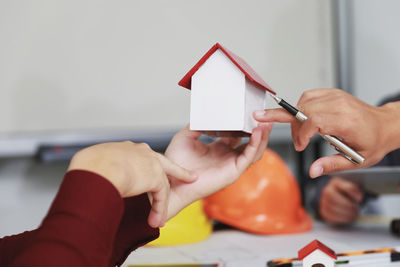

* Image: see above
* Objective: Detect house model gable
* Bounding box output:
[179,43,275,93]
[179,43,276,134]
[298,240,337,267]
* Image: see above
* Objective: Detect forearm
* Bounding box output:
[0,230,38,266]
[6,171,124,267]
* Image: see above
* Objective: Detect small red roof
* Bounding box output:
[298,240,337,260]
[178,43,275,94]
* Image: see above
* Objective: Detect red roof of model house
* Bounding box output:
[298,240,337,260]
[178,43,276,95]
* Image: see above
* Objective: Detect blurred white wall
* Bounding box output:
[340,0,400,105]
[0,0,336,237]
[0,0,335,136]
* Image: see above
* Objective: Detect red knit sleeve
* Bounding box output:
[109,195,160,267]
[0,170,159,267]
[0,230,38,266]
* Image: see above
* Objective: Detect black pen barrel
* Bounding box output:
[279,99,298,116]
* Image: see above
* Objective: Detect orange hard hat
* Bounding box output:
[203,149,312,235]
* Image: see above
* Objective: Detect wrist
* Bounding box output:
[68,152,128,197]
[379,102,400,153]
[166,193,192,221]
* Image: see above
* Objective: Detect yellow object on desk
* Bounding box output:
[147,200,212,246]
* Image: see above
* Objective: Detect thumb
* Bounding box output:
[147,177,169,228]
[155,153,198,183]
[309,154,359,178]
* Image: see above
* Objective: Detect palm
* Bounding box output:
[167,136,239,197]
[165,125,272,217]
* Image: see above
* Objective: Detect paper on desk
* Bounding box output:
[124,222,400,267]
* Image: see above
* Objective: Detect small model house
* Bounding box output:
[179,43,276,134]
[298,240,337,267]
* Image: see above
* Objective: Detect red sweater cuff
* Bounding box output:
[111,195,160,266]
[35,170,125,265]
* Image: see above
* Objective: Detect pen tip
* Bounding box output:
[268,93,281,103]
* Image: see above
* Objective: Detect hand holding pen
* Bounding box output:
[253,88,400,178]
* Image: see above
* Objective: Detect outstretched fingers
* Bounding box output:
[236,123,273,173]
[254,123,273,160]
[218,136,242,148]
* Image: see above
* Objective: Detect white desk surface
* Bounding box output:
[125,221,400,267]
[1,158,399,266]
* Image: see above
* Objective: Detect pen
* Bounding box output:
[267,248,400,267]
[268,93,365,165]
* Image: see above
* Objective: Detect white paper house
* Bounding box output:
[298,240,337,267]
[178,43,276,134]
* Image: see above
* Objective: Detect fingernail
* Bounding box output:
[311,165,323,178]
[160,219,166,228]
[254,110,266,118]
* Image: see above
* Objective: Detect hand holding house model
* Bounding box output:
[179,43,276,135]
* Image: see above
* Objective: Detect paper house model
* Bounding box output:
[298,240,337,267]
[178,43,276,134]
